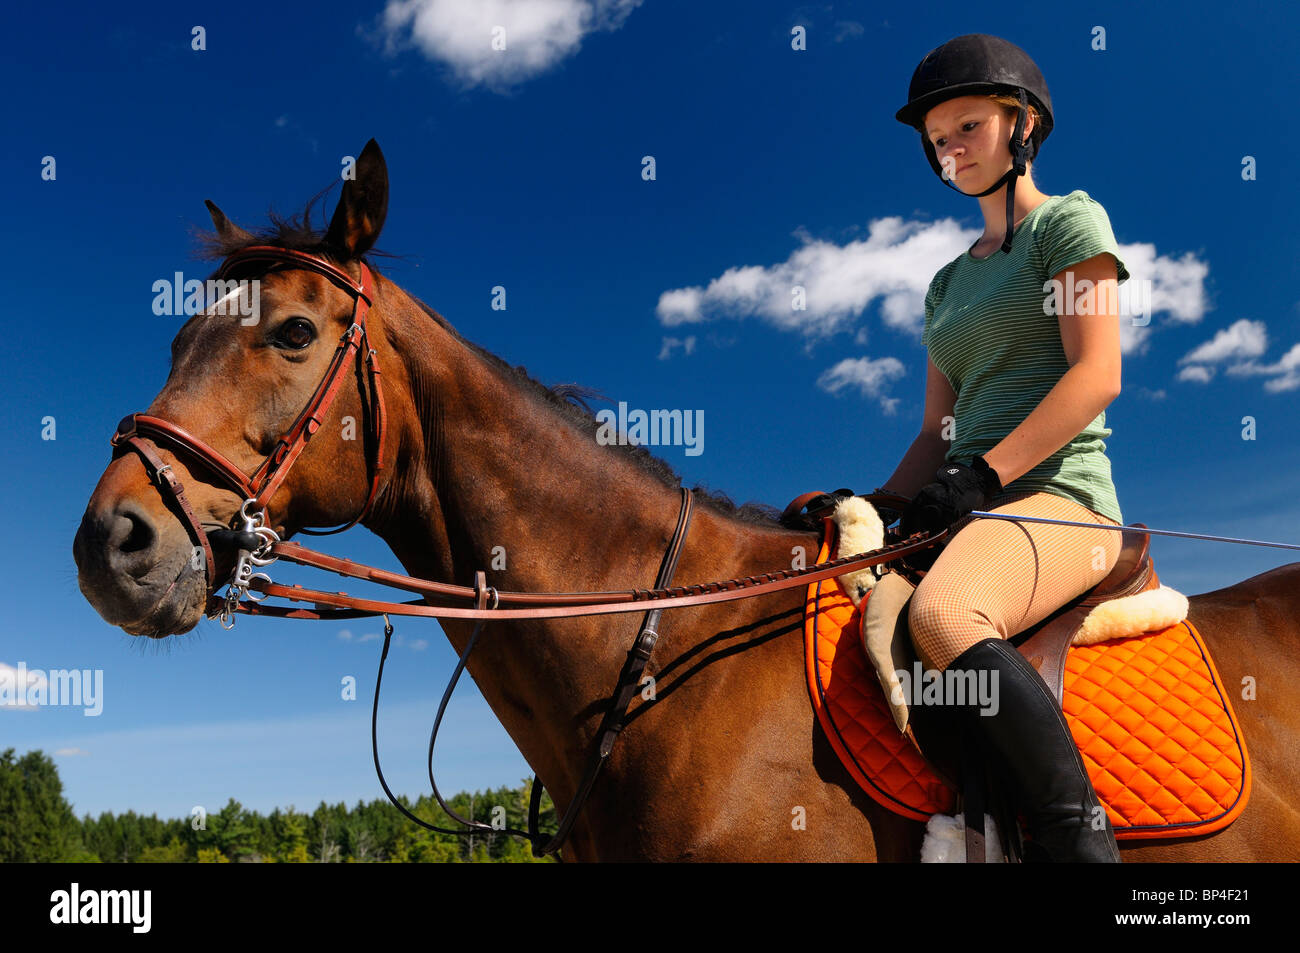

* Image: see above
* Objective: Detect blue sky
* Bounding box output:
[2,0,1297,820]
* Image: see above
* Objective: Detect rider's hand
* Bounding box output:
[899,456,1004,538]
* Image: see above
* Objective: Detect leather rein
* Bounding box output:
[109,245,944,858]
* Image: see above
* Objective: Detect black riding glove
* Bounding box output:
[899,456,1004,538]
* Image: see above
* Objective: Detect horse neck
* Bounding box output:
[363,286,796,808]
[369,287,697,605]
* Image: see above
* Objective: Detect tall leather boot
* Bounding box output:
[945,637,1121,863]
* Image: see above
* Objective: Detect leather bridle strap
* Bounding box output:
[114,415,260,498]
[299,342,386,537]
[111,246,386,598]
[243,490,917,611]
[224,518,939,620]
[213,247,381,524]
[367,574,553,844]
[527,486,695,857]
[112,432,217,586]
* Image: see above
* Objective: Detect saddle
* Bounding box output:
[797,495,1251,862]
[832,493,1170,727]
[883,515,1161,860]
[1011,526,1158,699]
[907,530,1158,862]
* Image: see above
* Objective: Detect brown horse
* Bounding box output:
[74,141,1300,861]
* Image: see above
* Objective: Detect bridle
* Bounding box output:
[108,245,943,858]
[111,245,387,621]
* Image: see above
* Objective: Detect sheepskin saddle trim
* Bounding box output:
[830,495,1184,640]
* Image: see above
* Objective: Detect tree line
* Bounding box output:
[0,748,555,863]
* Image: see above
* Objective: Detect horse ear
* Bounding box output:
[205,200,253,244]
[325,140,389,258]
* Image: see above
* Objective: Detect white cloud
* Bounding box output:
[1119,325,1153,357]
[655,221,1210,357]
[1178,321,1299,392]
[1177,365,1214,384]
[1272,342,1300,371]
[1225,341,1300,375]
[816,356,906,414]
[657,216,975,338]
[380,0,642,90]
[1179,319,1268,365]
[1114,243,1209,325]
[55,748,89,757]
[0,662,46,711]
[657,335,696,360]
[657,287,706,325]
[654,211,1211,403]
[1228,341,1300,392]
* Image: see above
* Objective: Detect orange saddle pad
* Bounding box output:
[804,526,1251,840]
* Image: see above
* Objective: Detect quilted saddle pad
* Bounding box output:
[804,530,1251,839]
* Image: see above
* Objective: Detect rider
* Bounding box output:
[881,34,1129,862]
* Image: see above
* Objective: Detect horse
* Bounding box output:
[73,140,1300,861]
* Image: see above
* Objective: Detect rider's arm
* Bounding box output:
[981,253,1122,486]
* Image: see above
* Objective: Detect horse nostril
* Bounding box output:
[107,503,159,571]
[118,511,154,554]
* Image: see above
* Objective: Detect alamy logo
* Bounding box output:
[891,662,1000,716]
[1042,274,1152,326]
[0,663,103,716]
[49,883,151,933]
[594,401,704,457]
[152,272,260,323]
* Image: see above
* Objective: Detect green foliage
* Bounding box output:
[139,836,188,863]
[7,748,560,863]
[0,748,84,862]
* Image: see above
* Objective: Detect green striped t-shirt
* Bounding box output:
[921,190,1129,524]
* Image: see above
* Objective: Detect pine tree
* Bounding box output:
[0,749,81,861]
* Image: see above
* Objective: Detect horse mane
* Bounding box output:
[195,197,792,529]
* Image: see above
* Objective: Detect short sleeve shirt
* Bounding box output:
[921,190,1129,524]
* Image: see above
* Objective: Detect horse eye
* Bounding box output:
[275,318,315,350]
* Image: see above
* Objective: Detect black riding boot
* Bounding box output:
[945,637,1121,863]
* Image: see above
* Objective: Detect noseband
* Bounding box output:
[110,246,387,618]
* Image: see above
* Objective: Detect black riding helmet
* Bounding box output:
[895,34,1054,253]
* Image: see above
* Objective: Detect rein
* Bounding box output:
[211,518,938,621]
[109,245,944,859]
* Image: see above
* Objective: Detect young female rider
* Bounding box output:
[881,34,1129,862]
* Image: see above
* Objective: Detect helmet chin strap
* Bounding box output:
[939,88,1032,253]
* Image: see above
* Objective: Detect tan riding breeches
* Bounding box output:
[907,490,1124,672]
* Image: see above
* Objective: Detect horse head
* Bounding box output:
[74,140,407,637]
